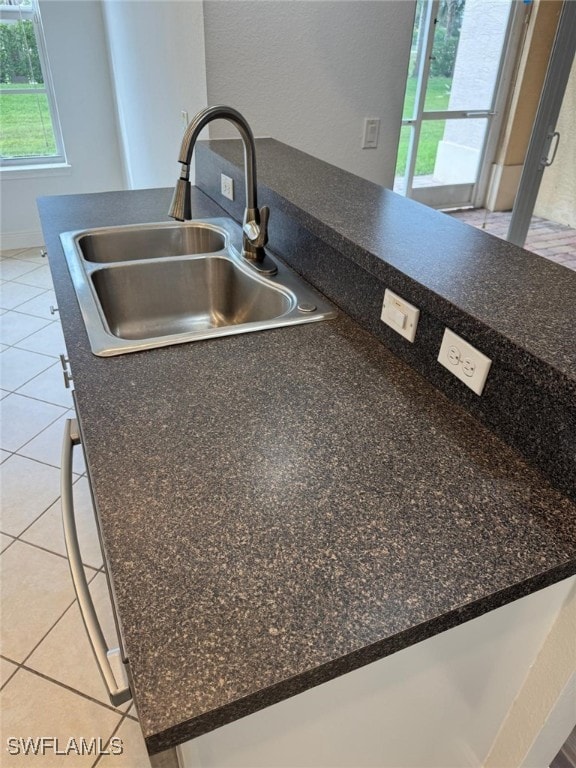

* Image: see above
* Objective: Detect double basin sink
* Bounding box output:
[60,218,336,356]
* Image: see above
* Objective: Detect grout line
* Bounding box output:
[17,664,131,719]
[0,372,75,410]
[0,532,17,554]
[0,248,46,261]
[0,657,20,692]
[11,344,61,361]
[0,317,56,350]
[7,386,74,410]
[5,447,66,473]
[7,266,52,288]
[17,568,101,671]
[91,711,130,768]
[0,361,57,392]
[6,521,102,572]
[12,404,73,454]
[1,497,62,541]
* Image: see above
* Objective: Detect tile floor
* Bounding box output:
[1,247,152,768]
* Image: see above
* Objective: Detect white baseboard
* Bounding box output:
[0,230,45,251]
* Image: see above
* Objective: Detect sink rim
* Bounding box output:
[60,218,337,357]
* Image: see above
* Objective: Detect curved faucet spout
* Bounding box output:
[169,105,273,272]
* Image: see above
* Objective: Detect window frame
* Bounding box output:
[0,0,67,168]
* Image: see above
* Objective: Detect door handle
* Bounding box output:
[61,418,132,707]
[541,131,560,168]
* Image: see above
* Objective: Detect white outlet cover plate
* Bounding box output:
[438,328,492,396]
[381,289,419,342]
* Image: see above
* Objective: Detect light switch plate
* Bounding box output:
[438,328,492,396]
[380,289,419,342]
[362,118,380,149]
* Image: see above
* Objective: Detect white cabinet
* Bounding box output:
[177,577,575,768]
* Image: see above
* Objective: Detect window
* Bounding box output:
[0,0,66,166]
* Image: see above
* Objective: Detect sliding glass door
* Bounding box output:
[395,0,517,209]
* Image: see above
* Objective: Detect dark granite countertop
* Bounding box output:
[38,186,576,755]
[197,139,576,399]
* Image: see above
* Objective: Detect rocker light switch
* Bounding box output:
[381,289,419,343]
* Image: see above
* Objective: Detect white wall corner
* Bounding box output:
[100,0,208,190]
[485,163,524,212]
[483,578,576,768]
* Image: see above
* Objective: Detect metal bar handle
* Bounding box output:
[61,418,132,706]
[542,131,560,168]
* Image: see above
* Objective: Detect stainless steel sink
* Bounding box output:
[60,218,336,356]
[78,223,226,263]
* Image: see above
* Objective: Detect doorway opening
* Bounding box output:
[394,0,518,210]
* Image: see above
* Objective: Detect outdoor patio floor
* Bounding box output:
[447,209,576,272]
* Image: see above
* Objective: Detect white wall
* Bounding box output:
[202,0,415,189]
[0,1,126,250]
[101,0,208,190]
[485,580,576,767]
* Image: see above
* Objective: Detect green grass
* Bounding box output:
[395,75,451,177]
[0,90,57,159]
[0,82,41,90]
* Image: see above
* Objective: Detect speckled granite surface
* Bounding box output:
[195,139,576,500]
[38,187,576,755]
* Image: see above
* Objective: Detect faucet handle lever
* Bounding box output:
[243,206,269,248]
[258,206,270,243]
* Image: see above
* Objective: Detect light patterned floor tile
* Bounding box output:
[9,248,47,264]
[15,264,54,290]
[27,574,128,709]
[0,311,51,346]
[17,412,83,470]
[22,478,99,568]
[0,281,46,311]
[14,289,58,321]
[98,717,152,768]
[0,658,18,689]
[1,393,66,452]
[14,321,67,359]
[1,533,15,552]
[0,668,121,767]
[0,541,76,661]
[0,454,61,536]
[0,346,54,390]
[16,361,74,408]
[0,259,40,282]
[0,248,28,258]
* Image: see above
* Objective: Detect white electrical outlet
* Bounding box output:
[221,174,234,201]
[380,289,419,342]
[438,328,492,396]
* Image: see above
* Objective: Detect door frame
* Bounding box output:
[396,0,526,210]
[507,0,576,246]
